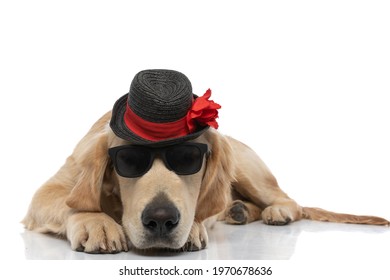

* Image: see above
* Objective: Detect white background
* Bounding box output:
[1,0,389,278]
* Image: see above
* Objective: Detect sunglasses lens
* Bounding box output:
[115,148,151,177]
[165,145,203,175]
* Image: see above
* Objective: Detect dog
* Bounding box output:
[23,70,389,253]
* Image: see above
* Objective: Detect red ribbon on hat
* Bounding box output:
[124,89,221,141]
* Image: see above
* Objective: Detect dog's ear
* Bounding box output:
[66,118,112,212]
[195,130,236,221]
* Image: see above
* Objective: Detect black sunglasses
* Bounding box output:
[108,143,210,178]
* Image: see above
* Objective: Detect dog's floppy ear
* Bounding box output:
[65,116,111,212]
[195,130,236,221]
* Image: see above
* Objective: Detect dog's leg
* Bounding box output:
[228,137,302,225]
[22,180,128,253]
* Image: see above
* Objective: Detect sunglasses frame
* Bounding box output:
[108,142,210,178]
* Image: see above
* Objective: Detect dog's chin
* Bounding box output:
[135,239,185,251]
[130,233,187,251]
[125,226,190,251]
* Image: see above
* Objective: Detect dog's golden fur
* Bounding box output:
[23,111,389,253]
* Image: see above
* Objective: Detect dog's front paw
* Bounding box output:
[67,212,128,253]
[182,222,208,251]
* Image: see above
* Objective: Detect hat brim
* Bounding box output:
[110,93,209,147]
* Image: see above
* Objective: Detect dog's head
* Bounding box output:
[65,119,235,250]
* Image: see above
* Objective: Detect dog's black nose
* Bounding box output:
[142,205,180,236]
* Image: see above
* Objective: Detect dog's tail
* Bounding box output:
[302,207,390,226]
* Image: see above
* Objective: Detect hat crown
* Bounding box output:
[128,69,193,123]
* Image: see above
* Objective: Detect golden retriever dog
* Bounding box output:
[23,70,389,254]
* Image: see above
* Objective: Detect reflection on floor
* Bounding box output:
[20,220,390,260]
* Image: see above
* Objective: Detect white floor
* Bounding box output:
[17,219,390,260]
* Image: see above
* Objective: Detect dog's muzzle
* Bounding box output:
[138,193,183,248]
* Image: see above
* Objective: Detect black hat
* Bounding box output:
[110,69,221,146]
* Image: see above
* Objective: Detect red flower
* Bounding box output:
[186,89,221,132]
